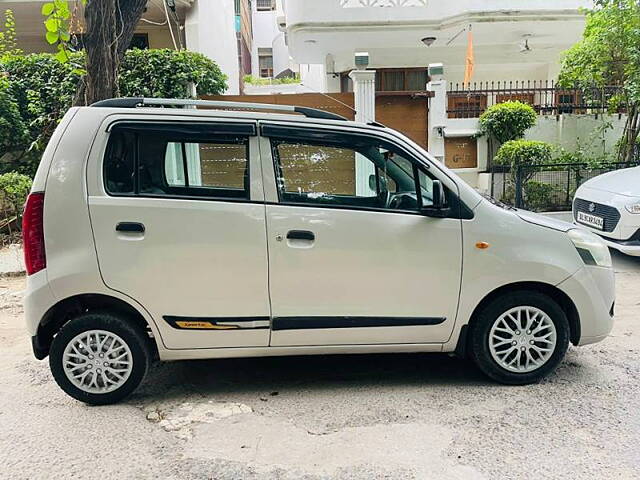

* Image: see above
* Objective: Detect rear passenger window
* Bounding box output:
[104,123,253,200]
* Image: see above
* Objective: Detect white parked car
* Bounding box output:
[573,166,640,257]
[23,98,615,404]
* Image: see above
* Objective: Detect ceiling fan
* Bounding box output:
[519,34,555,54]
[519,34,532,53]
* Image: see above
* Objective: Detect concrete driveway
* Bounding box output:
[0,252,639,479]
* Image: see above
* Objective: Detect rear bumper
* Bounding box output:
[24,269,57,359]
[556,265,615,346]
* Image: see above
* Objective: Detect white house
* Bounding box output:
[270,0,628,192]
[281,0,594,93]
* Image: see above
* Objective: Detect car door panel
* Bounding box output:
[88,120,271,350]
[260,124,463,346]
[266,204,462,346]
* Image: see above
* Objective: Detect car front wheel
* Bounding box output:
[469,291,570,385]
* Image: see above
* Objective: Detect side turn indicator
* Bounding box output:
[475,241,490,250]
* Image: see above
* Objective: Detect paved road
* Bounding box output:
[0,253,639,479]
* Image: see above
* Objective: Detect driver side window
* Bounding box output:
[270,132,432,212]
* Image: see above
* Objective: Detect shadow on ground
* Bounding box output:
[132,350,572,403]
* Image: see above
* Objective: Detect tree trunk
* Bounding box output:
[619,105,639,163]
[75,0,148,106]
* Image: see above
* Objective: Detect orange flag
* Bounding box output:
[463,25,474,88]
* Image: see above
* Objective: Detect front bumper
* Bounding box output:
[573,188,640,256]
[599,231,640,257]
[556,265,615,346]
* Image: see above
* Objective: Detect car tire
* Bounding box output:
[49,312,150,405]
[468,291,570,385]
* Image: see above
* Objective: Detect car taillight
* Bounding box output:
[22,192,46,275]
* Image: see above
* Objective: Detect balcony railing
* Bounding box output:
[447,81,626,119]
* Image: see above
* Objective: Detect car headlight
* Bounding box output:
[625,201,640,214]
[567,228,612,268]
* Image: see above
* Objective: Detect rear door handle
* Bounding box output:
[116,222,145,233]
[286,230,315,241]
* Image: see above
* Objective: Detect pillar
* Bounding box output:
[427,63,447,163]
[349,69,376,195]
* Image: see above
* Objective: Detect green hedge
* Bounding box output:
[0,172,32,227]
[495,139,553,168]
[0,49,228,177]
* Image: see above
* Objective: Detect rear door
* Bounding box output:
[88,119,270,350]
[260,124,463,347]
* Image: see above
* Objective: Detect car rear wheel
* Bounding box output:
[49,312,150,405]
[469,291,570,385]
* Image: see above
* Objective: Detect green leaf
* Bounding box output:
[59,30,70,42]
[71,68,86,76]
[41,3,55,16]
[45,31,59,44]
[44,18,59,33]
[54,49,69,63]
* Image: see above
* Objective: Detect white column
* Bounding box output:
[185,0,240,94]
[349,69,376,196]
[427,65,447,163]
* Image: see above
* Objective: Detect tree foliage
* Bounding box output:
[2,54,82,157]
[120,49,228,98]
[0,9,21,57]
[478,101,538,144]
[0,50,228,176]
[0,76,28,159]
[0,172,32,227]
[559,0,640,161]
[41,0,75,63]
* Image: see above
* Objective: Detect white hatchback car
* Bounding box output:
[23,98,615,404]
[573,166,640,256]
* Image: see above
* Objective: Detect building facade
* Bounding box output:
[281,0,594,93]
[4,0,292,94]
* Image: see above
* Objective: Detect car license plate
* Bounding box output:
[577,211,604,230]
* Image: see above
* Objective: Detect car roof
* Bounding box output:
[90,96,364,125]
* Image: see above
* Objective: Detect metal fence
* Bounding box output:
[447,81,625,119]
[491,162,639,212]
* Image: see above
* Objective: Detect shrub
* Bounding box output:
[495,140,554,196]
[553,148,612,170]
[523,181,557,211]
[0,49,228,177]
[0,75,28,158]
[243,74,300,86]
[495,140,553,168]
[2,53,81,156]
[479,101,537,144]
[0,171,32,227]
[119,49,228,98]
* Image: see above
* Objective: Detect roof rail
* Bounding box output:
[90,97,348,121]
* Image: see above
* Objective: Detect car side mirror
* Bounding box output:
[421,180,450,218]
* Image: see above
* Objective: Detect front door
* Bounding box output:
[261,124,463,346]
[88,120,271,349]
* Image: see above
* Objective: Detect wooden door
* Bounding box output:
[375,94,428,149]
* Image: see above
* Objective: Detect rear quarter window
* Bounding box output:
[103,122,254,200]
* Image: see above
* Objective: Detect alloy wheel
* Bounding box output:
[62,330,133,393]
[488,306,557,373]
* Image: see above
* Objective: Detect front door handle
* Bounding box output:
[286,230,315,241]
[116,222,145,233]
